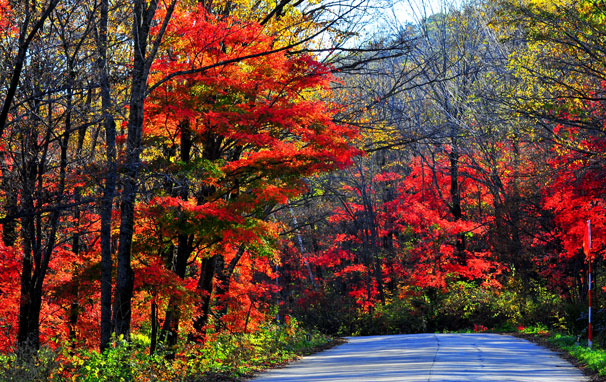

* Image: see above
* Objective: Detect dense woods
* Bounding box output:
[0,0,604,379]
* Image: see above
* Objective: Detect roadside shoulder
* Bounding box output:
[511,332,604,382]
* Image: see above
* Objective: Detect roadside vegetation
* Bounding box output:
[0,317,333,381]
[513,326,606,380]
[547,334,606,378]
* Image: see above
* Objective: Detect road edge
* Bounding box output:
[242,337,348,381]
[511,332,604,382]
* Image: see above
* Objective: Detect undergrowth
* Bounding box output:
[547,333,606,377]
[0,317,333,381]
[514,325,606,379]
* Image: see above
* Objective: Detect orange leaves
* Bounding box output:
[134,260,195,303]
[310,248,353,268]
[135,4,360,338]
[0,0,16,35]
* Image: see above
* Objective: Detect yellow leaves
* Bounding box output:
[526,0,571,11]
[502,0,571,11]
[499,0,605,131]
[203,0,318,48]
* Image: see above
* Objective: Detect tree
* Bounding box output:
[0,0,99,350]
[136,4,358,347]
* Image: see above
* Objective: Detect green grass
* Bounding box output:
[517,324,549,335]
[547,334,606,376]
[511,325,606,378]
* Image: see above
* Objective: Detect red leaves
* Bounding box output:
[0,2,360,349]
[0,241,20,350]
[135,5,361,337]
[542,135,606,263]
[0,0,15,35]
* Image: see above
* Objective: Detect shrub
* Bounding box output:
[0,346,60,382]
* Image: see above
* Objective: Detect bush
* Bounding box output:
[0,346,60,382]
[70,338,154,382]
[344,298,427,336]
[429,281,523,331]
[548,333,606,376]
[292,278,574,336]
[65,318,331,381]
[288,287,359,336]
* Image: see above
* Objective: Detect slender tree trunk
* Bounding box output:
[18,217,39,348]
[0,0,60,138]
[113,0,177,342]
[69,191,81,344]
[160,234,192,355]
[159,121,192,355]
[449,135,466,262]
[68,300,79,344]
[150,298,158,354]
[113,0,155,340]
[97,0,117,352]
[214,246,245,319]
[18,105,70,351]
[0,156,18,246]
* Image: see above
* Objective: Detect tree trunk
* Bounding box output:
[192,255,218,338]
[18,101,70,351]
[160,233,192,355]
[97,0,117,352]
[214,247,245,320]
[150,299,158,354]
[112,0,178,342]
[18,220,40,349]
[69,191,81,345]
[448,137,466,263]
[112,0,155,340]
[0,155,18,247]
[159,120,193,355]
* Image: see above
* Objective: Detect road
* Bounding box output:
[251,333,587,381]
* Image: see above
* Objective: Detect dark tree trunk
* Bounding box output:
[192,255,218,338]
[97,0,117,352]
[214,247,245,319]
[113,0,156,341]
[69,191,81,345]
[18,99,70,351]
[0,155,18,247]
[159,121,192,355]
[150,299,158,354]
[68,300,80,343]
[18,220,40,349]
[113,0,177,342]
[160,233,192,354]
[449,138,466,262]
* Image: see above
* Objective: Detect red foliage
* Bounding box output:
[137,5,359,337]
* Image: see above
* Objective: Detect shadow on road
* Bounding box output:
[251,333,587,381]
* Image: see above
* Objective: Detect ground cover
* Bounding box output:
[513,326,606,382]
[0,319,338,381]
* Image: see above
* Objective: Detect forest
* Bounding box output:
[0,0,604,380]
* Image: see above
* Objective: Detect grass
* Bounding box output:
[547,334,606,378]
[512,325,606,381]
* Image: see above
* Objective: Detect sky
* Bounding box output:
[373,0,462,33]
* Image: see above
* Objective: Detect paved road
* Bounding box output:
[251,333,587,381]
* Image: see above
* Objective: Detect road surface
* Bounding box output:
[251,333,587,381]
